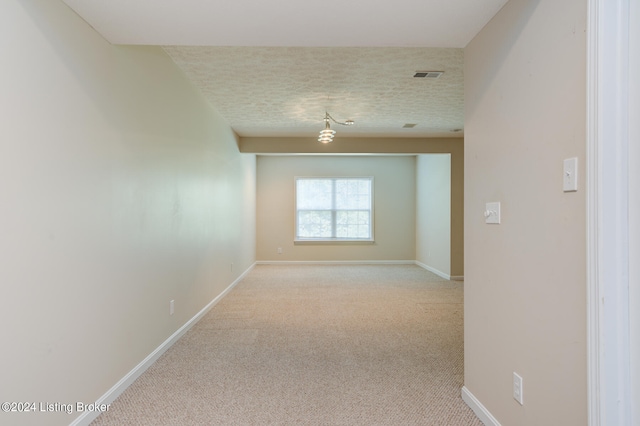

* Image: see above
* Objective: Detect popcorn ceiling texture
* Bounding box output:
[91,264,480,425]
[163,47,464,137]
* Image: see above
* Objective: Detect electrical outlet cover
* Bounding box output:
[513,372,523,405]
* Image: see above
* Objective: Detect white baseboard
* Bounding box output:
[414,261,451,280]
[255,260,416,265]
[70,263,256,426]
[461,386,501,426]
[451,275,465,281]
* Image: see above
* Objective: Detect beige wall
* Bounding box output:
[256,156,415,261]
[449,142,464,278]
[0,1,255,425]
[240,136,462,154]
[464,0,587,424]
[416,155,451,276]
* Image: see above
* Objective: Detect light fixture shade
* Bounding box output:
[318,131,334,143]
[318,119,335,143]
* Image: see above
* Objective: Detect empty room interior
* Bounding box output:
[3,0,638,425]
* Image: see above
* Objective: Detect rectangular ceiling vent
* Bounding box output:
[403,123,417,128]
[414,71,444,78]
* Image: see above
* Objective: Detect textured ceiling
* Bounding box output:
[62,0,508,139]
[163,46,464,137]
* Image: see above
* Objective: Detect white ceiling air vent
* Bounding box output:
[413,71,444,78]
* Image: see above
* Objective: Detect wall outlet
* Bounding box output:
[277,247,283,254]
[169,299,175,316]
[513,372,524,405]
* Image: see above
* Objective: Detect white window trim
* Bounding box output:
[294,176,375,243]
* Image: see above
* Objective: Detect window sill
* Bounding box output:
[294,239,375,245]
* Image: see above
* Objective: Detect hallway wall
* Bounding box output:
[463,0,587,424]
[0,1,256,425]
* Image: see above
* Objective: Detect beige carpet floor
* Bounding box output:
[92,264,482,425]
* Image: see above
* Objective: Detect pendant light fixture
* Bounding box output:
[318,112,354,143]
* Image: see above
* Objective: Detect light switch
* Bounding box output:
[485,202,501,224]
[563,157,578,192]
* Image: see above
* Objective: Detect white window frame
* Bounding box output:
[294,176,374,243]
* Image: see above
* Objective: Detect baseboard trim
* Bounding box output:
[70,262,256,426]
[414,261,451,280]
[451,275,465,281]
[255,260,416,265]
[461,386,502,426]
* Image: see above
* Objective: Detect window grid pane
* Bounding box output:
[336,210,370,238]
[297,210,332,238]
[335,179,371,210]
[296,179,333,209]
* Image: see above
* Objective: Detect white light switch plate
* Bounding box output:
[563,157,578,192]
[485,202,501,224]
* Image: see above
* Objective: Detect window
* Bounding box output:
[295,177,373,241]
